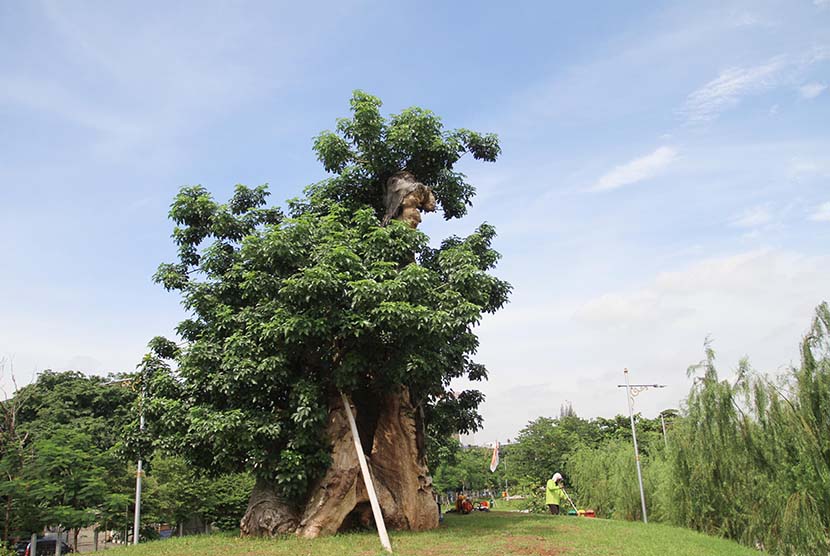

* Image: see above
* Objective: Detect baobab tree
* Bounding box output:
[143,91,509,537]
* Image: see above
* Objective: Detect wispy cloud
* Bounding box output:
[682,57,787,123]
[588,146,678,192]
[810,201,830,222]
[799,82,827,99]
[789,157,830,179]
[805,45,830,65]
[730,205,772,228]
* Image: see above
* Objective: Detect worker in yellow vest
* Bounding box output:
[545,472,565,515]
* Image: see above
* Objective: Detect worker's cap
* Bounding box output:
[552,472,563,482]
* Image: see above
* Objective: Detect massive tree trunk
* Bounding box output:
[241,387,438,538]
[239,478,299,537]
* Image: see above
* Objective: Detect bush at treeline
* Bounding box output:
[433,409,670,500]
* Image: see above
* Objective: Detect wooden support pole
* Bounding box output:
[340,392,393,553]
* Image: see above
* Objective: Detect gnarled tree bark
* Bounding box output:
[239,478,299,537]
[240,387,438,538]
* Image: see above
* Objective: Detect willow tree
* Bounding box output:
[143,91,509,537]
[668,304,830,555]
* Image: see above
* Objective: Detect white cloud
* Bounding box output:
[730,205,772,228]
[805,45,830,65]
[471,249,830,442]
[815,0,830,8]
[589,146,678,191]
[810,201,830,221]
[682,57,787,123]
[574,289,692,324]
[731,11,774,28]
[799,82,827,99]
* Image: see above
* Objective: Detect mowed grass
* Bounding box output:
[485,498,526,511]
[104,511,758,556]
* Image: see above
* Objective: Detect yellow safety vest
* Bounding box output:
[545,479,563,505]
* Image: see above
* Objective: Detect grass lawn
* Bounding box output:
[104,511,757,556]
[486,498,527,511]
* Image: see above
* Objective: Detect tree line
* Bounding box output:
[0,369,251,551]
[432,303,830,556]
[431,409,669,502]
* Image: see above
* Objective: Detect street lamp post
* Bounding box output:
[105,377,144,545]
[618,368,665,524]
[133,392,144,546]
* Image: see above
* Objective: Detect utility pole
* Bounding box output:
[133,389,144,546]
[618,368,665,524]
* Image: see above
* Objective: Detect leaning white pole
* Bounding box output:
[624,369,648,524]
[502,444,508,499]
[340,392,393,553]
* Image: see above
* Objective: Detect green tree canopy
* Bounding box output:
[1,371,137,545]
[144,453,253,533]
[432,442,500,494]
[508,413,664,489]
[143,91,510,503]
[15,370,136,450]
[306,90,500,220]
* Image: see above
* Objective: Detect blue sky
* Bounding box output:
[1,0,829,443]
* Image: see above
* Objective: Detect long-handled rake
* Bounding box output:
[561,486,579,513]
